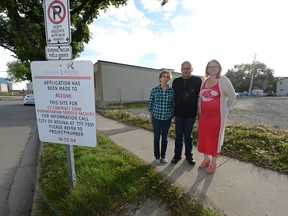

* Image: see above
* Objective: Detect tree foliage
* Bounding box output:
[0,0,168,82]
[6,60,31,82]
[225,62,276,92]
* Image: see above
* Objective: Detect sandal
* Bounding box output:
[206,164,217,174]
[198,159,211,168]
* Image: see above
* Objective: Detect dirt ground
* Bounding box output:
[227,96,288,130]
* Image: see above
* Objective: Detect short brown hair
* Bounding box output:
[159,70,172,82]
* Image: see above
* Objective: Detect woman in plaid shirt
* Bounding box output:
[148,70,175,165]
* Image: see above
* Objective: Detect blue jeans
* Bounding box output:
[152,116,172,159]
[174,116,196,159]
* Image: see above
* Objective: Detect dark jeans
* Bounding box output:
[174,116,196,159]
[152,116,172,159]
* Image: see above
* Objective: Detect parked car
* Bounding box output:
[266,91,276,96]
[252,89,266,96]
[23,94,35,105]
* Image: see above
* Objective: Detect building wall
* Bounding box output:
[94,63,103,103]
[276,77,288,96]
[94,61,182,105]
[0,82,8,92]
[26,83,33,91]
[0,78,9,92]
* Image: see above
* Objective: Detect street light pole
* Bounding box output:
[248,53,257,96]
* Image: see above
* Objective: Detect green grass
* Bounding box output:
[98,102,288,175]
[0,92,25,96]
[223,124,288,173]
[97,101,147,110]
[37,134,220,216]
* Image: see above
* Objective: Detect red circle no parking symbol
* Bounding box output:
[48,0,66,24]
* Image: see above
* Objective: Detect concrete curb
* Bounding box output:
[30,141,43,216]
[7,122,40,216]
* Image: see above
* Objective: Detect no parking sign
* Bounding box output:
[44,0,71,44]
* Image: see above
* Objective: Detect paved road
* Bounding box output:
[0,97,39,216]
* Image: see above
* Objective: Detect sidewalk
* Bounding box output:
[96,113,288,216]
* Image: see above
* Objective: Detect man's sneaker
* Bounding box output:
[171,157,182,164]
[186,157,196,165]
[155,159,161,165]
[161,158,168,164]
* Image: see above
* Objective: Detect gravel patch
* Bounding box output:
[227,97,288,130]
[127,97,288,131]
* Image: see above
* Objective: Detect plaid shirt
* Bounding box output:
[148,85,175,120]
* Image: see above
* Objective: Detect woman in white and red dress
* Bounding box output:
[197,59,236,174]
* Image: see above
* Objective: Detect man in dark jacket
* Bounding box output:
[171,61,202,165]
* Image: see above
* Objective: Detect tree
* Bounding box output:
[0,0,168,82]
[6,60,32,82]
[225,61,276,92]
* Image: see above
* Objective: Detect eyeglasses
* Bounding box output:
[161,76,170,78]
[182,68,191,70]
[207,65,219,68]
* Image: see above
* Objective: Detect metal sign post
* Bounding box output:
[66,145,76,190]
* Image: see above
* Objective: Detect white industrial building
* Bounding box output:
[0,78,10,92]
[93,60,183,106]
[276,77,288,96]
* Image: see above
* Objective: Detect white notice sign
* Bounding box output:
[31,60,96,147]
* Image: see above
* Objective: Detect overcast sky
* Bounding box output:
[1,0,287,89]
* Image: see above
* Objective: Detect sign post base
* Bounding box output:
[66,144,76,190]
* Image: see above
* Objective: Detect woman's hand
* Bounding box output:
[149,113,152,124]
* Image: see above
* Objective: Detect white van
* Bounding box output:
[252,89,266,96]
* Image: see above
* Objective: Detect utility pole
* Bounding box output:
[248,53,257,96]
